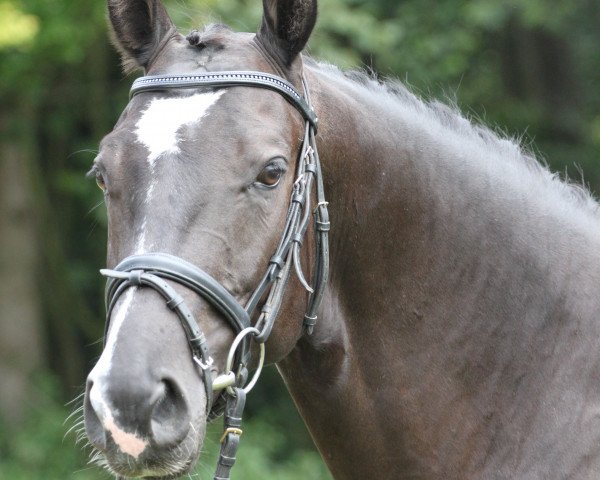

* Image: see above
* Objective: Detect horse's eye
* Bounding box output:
[96,172,106,192]
[256,163,284,188]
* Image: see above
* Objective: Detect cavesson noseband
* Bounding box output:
[99,70,329,480]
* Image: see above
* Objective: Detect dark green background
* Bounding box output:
[0,0,598,478]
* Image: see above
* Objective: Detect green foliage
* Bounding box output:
[0,375,98,480]
[199,418,331,479]
[198,367,332,478]
[0,1,40,48]
[0,372,330,480]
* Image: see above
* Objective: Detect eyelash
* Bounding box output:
[87,165,107,192]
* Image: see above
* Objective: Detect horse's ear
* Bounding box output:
[107,0,175,72]
[257,0,317,68]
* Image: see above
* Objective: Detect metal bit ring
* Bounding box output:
[225,327,265,396]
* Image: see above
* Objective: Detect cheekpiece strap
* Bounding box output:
[130,71,318,131]
[214,387,246,480]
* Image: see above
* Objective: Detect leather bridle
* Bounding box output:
[99,71,329,480]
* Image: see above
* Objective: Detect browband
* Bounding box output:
[130,71,318,131]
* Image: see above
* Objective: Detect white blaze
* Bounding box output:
[132,91,224,253]
[87,95,227,453]
[91,94,225,382]
[87,289,142,455]
[90,287,136,380]
[135,91,225,166]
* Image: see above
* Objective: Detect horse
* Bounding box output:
[83,0,600,478]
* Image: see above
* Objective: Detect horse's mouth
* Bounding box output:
[94,435,201,480]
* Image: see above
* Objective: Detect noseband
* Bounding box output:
[99,71,329,480]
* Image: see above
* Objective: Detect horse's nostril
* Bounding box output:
[150,378,191,447]
[84,381,107,450]
[84,372,191,451]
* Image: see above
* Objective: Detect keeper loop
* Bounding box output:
[225,414,243,426]
[292,193,305,205]
[129,270,143,286]
[219,455,236,467]
[269,255,284,269]
[190,333,207,347]
[314,201,329,213]
[305,163,317,174]
[316,220,331,232]
[217,454,236,466]
[166,294,184,310]
[292,233,304,245]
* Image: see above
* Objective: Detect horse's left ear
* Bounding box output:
[108,0,176,72]
[257,0,317,68]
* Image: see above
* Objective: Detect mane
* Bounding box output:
[308,58,600,220]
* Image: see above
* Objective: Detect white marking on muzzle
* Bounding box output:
[133,91,225,253]
[104,411,148,459]
[89,383,148,459]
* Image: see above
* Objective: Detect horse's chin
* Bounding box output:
[102,450,198,479]
[97,424,204,479]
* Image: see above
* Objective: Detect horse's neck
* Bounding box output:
[278,65,600,479]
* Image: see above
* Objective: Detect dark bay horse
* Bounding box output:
[83,0,600,478]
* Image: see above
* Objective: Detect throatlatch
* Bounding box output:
[100,69,329,480]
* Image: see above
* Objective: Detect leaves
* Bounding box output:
[0,1,40,49]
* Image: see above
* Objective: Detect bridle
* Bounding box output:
[99,71,329,480]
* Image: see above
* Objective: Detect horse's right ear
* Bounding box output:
[107,0,175,72]
[257,0,317,68]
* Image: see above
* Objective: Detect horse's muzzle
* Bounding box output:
[84,370,193,458]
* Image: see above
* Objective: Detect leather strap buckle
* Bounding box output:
[220,427,243,444]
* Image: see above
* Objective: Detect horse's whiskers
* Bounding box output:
[64,421,83,440]
[64,410,86,444]
[88,450,103,465]
[64,405,84,423]
[66,391,86,404]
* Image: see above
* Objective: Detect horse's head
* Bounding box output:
[83,0,322,477]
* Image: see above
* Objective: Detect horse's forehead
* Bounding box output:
[111,88,289,162]
[100,28,296,173]
[112,30,279,165]
[149,29,267,74]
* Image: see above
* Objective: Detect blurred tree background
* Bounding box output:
[0,0,598,478]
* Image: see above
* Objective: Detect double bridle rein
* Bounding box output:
[99,71,329,480]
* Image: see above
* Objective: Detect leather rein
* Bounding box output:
[99,71,329,480]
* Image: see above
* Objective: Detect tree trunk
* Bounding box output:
[0,109,44,427]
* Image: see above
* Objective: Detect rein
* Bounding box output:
[99,70,329,480]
